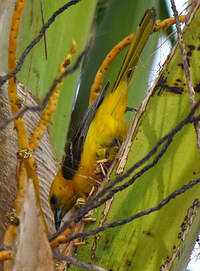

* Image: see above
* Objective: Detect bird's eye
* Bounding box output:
[50,194,57,206]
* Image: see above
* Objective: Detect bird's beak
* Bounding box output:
[54,208,62,231]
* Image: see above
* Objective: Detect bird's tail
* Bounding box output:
[111,8,157,92]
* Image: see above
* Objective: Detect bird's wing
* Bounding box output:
[62,82,110,179]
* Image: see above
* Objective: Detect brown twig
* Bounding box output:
[170,0,194,101]
[170,0,200,151]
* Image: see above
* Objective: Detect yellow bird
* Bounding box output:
[49,8,156,230]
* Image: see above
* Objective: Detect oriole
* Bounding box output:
[49,8,156,230]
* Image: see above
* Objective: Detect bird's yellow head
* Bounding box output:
[49,168,77,230]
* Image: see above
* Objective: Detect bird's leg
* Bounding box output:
[75,189,97,223]
[75,197,86,208]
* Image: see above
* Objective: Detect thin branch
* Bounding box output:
[0,105,40,130]
[49,99,200,242]
[170,0,195,105]
[54,253,107,271]
[66,177,200,242]
[170,0,200,150]
[0,0,82,87]
[39,0,48,60]
[0,50,86,131]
